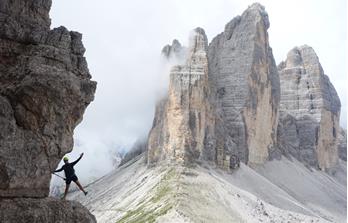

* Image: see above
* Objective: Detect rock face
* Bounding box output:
[338,128,347,161]
[148,28,235,168]
[0,0,96,222]
[148,28,216,165]
[161,39,186,62]
[0,198,96,223]
[277,46,341,170]
[0,0,96,198]
[207,3,280,164]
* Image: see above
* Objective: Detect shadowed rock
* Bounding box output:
[0,0,96,222]
[0,0,96,198]
[338,128,347,161]
[0,198,96,223]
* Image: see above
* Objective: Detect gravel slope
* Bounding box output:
[67,155,346,223]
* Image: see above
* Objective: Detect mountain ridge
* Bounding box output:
[69,153,346,222]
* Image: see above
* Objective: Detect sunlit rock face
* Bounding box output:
[277,45,341,170]
[208,3,280,164]
[148,28,217,165]
[0,0,96,222]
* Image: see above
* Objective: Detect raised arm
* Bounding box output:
[54,167,63,173]
[71,153,84,166]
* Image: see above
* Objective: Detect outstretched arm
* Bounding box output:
[71,153,84,166]
[54,167,63,173]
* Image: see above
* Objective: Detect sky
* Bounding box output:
[49,0,347,184]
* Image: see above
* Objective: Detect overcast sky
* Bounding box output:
[49,0,347,183]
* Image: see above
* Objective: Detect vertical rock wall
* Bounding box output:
[0,0,96,222]
[277,46,341,170]
[148,28,216,165]
[208,3,280,164]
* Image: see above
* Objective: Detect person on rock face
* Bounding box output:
[53,153,88,200]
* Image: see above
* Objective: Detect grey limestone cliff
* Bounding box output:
[0,0,96,222]
[208,3,280,164]
[148,28,217,165]
[277,45,341,170]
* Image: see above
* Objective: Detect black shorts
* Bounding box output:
[66,175,78,184]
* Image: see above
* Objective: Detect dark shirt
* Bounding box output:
[54,156,82,179]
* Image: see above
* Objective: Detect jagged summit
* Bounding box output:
[161,39,185,59]
[281,45,340,115]
[191,27,208,50]
[245,3,270,28]
[187,27,208,65]
[282,45,340,104]
[220,3,269,43]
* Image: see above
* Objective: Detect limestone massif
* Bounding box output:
[146,3,345,170]
[0,0,96,222]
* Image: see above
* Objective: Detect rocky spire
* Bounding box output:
[161,39,186,61]
[0,0,96,222]
[277,45,341,170]
[208,2,280,164]
[147,28,214,165]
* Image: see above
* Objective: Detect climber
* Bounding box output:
[53,153,88,200]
